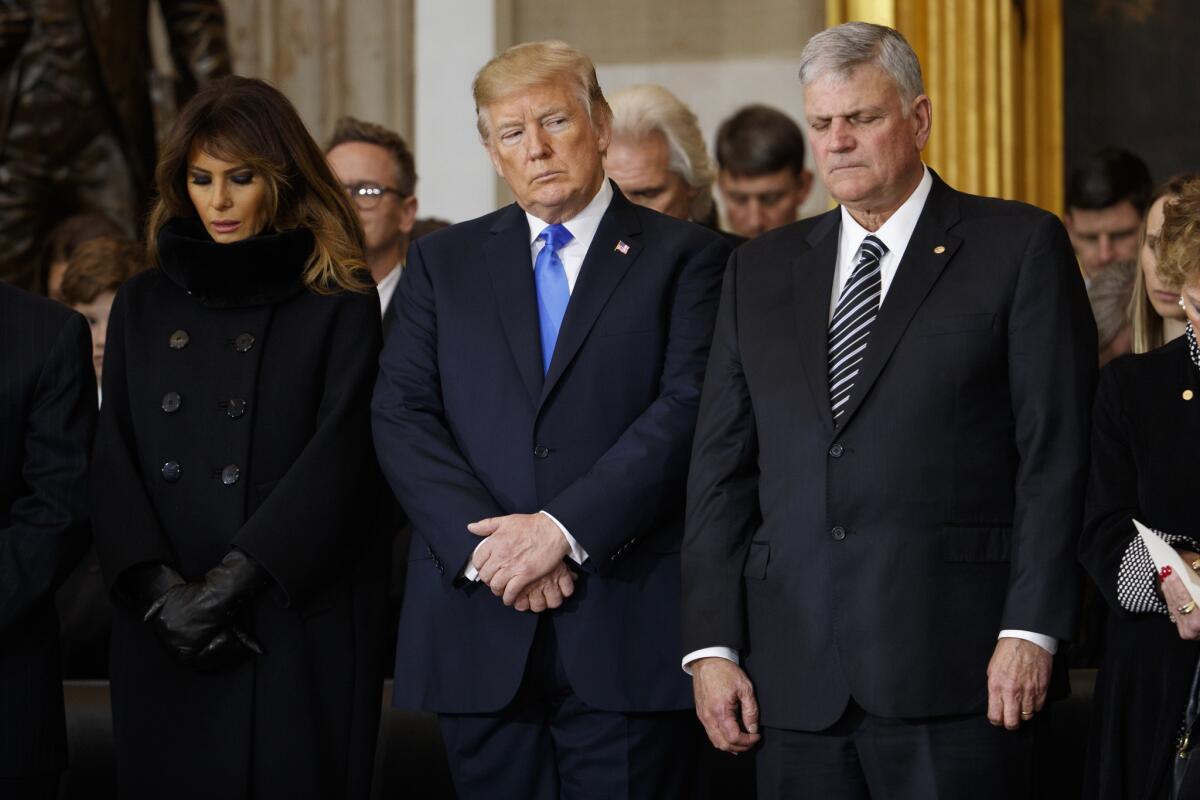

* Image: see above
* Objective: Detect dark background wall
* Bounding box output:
[1065,0,1200,185]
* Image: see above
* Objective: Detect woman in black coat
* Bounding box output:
[91,76,389,799]
[1080,177,1200,799]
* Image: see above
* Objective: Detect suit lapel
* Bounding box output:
[792,211,841,434]
[539,186,641,407]
[834,176,963,430]
[484,204,543,405]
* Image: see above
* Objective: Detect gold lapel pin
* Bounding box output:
[933,245,946,254]
[1185,389,1195,401]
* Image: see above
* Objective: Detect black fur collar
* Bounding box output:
[156,217,315,308]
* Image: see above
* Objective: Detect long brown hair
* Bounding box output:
[147,76,369,294]
[1129,173,1199,353]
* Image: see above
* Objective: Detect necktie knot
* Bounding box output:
[858,234,887,264]
[539,223,573,253]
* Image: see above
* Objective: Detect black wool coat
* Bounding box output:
[91,219,390,800]
[1080,337,1200,800]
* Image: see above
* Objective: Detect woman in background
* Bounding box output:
[1081,175,1200,798]
[91,76,389,800]
[1129,174,1196,354]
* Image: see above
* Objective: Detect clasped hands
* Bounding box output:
[132,550,266,671]
[1160,548,1200,641]
[468,513,577,612]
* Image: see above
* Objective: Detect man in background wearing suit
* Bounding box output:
[373,40,730,798]
[326,116,419,329]
[0,283,96,799]
[683,22,1096,798]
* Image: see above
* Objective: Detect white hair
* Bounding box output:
[798,22,925,112]
[608,84,714,221]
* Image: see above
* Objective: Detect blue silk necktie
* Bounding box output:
[534,223,573,374]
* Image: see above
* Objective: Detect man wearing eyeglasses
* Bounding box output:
[327,117,419,327]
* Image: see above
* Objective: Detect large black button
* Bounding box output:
[234,333,255,353]
[161,392,182,413]
[829,443,844,458]
[533,445,549,459]
[831,526,847,541]
[169,330,190,350]
[226,398,247,419]
[161,461,182,482]
[221,464,241,486]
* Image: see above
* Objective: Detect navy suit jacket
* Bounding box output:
[0,282,95,776]
[372,184,730,714]
[683,174,1097,731]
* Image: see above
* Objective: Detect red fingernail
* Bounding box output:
[1162,565,1174,580]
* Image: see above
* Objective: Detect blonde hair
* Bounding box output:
[147,76,369,294]
[1129,174,1199,353]
[473,40,611,143]
[609,84,714,221]
[1156,176,1200,292]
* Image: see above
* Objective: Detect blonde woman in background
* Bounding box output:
[1129,174,1196,353]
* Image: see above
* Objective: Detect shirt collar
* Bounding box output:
[838,166,932,253]
[525,177,613,247]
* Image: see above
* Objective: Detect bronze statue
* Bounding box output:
[0,0,231,289]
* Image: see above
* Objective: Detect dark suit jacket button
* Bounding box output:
[829,443,844,457]
[831,526,847,541]
[227,397,247,419]
[234,333,256,352]
[161,392,182,413]
[533,445,549,458]
[161,461,182,482]
[169,330,190,349]
[221,464,241,486]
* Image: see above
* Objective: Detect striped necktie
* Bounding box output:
[828,234,887,422]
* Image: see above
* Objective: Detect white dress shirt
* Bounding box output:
[376,262,402,317]
[681,166,1055,674]
[461,179,615,581]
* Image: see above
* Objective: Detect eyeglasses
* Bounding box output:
[343,182,407,209]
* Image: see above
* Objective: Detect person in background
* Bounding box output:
[326,116,418,327]
[1088,259,1136,368]
[605,85,719,228]
[1130,174,1197,354]
[54,234,146,680]
[1064,147,1153,286]
[91,76,388,799]
[37,213,124,302]
[714,103,813,239]
[1080,174,1200,799]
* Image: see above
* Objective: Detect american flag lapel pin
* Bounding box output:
[614,240,630,255]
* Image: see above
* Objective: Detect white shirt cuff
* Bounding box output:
[681,647,739,675]
[461,512,588,582]
[998,629,1057,655]
[540,510,588,566]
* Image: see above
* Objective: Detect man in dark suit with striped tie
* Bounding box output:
[0,283,96,799]
[682,22,1097,798]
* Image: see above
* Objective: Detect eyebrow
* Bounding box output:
[808,104,887,121]
[188,163,252,175]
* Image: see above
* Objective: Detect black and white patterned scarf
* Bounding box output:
[1188,322,1200,371]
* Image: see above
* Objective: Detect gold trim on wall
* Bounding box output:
[827,0,1063,214]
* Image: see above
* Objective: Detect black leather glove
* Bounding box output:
[143,549,267,659]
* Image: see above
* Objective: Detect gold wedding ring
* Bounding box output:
[1180,601,1197,616]
[1020,710,1033,719]
[1190,558,1200,572]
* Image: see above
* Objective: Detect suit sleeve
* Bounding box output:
[0,313,95,636]
[1002,212,1098,640]
[680,253,761,654]
[232,294,384,605]
[372,239,509,585]
[157,0,232,99]
[91,287,178,594]
[541,234,730,568]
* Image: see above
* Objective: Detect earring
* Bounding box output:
[1180,296,1187,310]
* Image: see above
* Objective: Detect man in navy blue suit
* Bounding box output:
[372,39,731,799]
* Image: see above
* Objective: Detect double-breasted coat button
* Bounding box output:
[533,446,549,459]
[221,464,241,486]
[161,461,182,482]
[234,333,255,352]
[226,398,247,419]
[169,330,190,350]
[831,526,847,541]
[829,443,844,457]
[161,392,182,413]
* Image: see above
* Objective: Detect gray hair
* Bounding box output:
[609,84,714,221]
[1088,259,1137,351]
[798,22,925,111]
